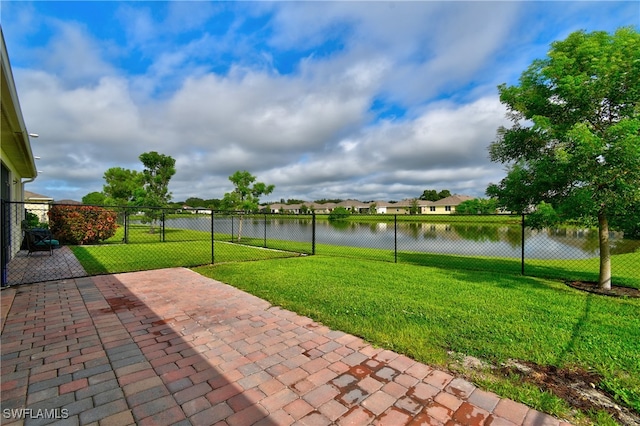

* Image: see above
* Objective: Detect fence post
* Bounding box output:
[1,200,7,287]
[312,213,316,255]
[162,210,166,242]
[231,215,234,243]
[211,211,215,265]
[394,214,398,263]
[521,213,525,275]
[263,213,267,248]
[124,208,129,244]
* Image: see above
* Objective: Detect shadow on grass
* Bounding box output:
[556,293,593,366]
[70,241,303,277]
[71,246,117,276]
[396,251,639,289]
[397,251,523,275]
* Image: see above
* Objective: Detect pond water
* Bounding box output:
[159,217,635,260]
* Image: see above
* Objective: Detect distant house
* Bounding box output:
[270,203,300,214]
[1,28,41,277]
[421,195,475,214]
[264,195,475,215]
[178,205,212,215]
[380,201,412,215]
[264,203,286,213]
[335,200,370,213]
[310,203,336,214]
[24,191,54,223]
[369,200,388,214]
[53,199,82,205]
[265,203,317,214]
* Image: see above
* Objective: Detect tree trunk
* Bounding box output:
[598,211,612,290]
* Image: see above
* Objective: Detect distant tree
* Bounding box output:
[368,203,378,214]
[185,197,207,208]
[409,198,420,215]
[205,199,222,210]
[420,189,451,201]
[420,190,439,201]
[103,167,142,206]
[287,199,306,204]
[437,190,451,199]
[455,198,498,215]
[135,152,176,232]
[487,28,640,290]
[329,207,351,221]
[222,171,274,240]
[138,152,176,205]
[314,199,343,204]
[82,192,106,206]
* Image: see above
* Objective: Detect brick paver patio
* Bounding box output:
[1,268,572,425]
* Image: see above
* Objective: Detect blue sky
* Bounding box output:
[2,1,638,203]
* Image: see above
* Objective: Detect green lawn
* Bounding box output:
[194,256,640,424]
[68,224,640,422]
[103,221,640,288]
[71,240,300,276]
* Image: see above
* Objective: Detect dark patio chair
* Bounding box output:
[25,229,60,256]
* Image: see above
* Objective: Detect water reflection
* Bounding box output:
[162,217,636,260]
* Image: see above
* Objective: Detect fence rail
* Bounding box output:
[2,201,638,287]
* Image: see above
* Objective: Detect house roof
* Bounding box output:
[25,191,53,201]
[263,195,475,211]
[53,199,82,205]
[1,28,37,179]
[431,195,475,206]
[336,199,369,208]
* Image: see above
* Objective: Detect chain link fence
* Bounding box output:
[2,201,638,288]
[312,214,639,288]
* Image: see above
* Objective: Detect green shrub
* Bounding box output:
[329,207,351,221]
[48,205,118,244]
[22,211,49,230]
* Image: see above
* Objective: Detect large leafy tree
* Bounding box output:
[103,167,142,206]
[222,171,274,240]
[101,152,176,231]
[136,152,176,230]
[138,152,176,206]
[487,27,640,290]
[82,191,107,206]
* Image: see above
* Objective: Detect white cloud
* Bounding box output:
[5,1,633,203]
[39,21,118,86]
[268,2,520,106]
[255,96,509,200]
[14,47,510,202]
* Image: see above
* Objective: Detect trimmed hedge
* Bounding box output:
[48,205,118,245]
